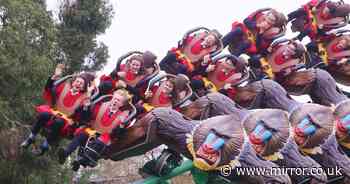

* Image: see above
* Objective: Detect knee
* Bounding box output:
[261,79,288,94]
[51,118,65,131]
[315,69,335,83]
[76,131,89,142]
[37,112,51,122]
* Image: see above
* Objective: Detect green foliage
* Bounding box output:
[57,0,114,73]
[0,0,56,127]
[0,0,114,183]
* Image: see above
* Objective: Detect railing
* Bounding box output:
[132,160,193,184]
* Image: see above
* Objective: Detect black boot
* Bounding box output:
[72,160,80,171]
[81,139,106,167]
[58,148,67,164]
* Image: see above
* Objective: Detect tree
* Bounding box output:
[0,0,63,183]
[57,0,114,73]
[0,0,114,183]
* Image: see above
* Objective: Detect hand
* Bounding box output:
[339,58,348,65]
[83,98,91,107]
[224,83,233,90]
[145,90,153,99]
[52,64,65,79]
[202,54,211,66]
[206,64,216,73]
[117,71,125,78]
[116,80,127,88]
[86,82,96,97]
[178,91,187,99]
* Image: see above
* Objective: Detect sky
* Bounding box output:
[46,0,349,96]
[46,0,311,73]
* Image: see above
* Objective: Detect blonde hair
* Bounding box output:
[113,89,131,104]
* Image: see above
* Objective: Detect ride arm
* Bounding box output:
[221,27,244,48]
[287,8,306,21]
[243,16,257,31]
[159,51,188,75]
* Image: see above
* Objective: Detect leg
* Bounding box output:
[20,112,51,148]
[46,117,65,145]
[37,118,65,155]
[309,69,348,106]
[58,132,89,164]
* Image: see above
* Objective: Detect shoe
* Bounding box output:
[58,148,67,164]
[72,160,80,171]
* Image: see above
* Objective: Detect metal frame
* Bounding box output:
[178,27,224,57]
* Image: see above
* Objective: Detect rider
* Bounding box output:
[139,74,190,114]
[222,8,286,56]
[306,30,350,86]
[159,28,223,95]
[98,51,157,103]
[20,64,94,155]
[57,89,131,168]
[204,55,248,99]
[288,0,350,41]
[249,39,348,106]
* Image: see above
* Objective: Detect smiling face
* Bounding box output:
[257,11,277,33]
[128,59,142,74]
[202,33,217,48]
[71,77,86,92]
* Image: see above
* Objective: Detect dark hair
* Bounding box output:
[270,9,287,28]
[126,55,145,75]
[142,51,157,69]
[72,72,95,92]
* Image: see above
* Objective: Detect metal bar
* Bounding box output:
[132,160,193,184]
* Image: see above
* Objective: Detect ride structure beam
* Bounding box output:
[132,160,193,184]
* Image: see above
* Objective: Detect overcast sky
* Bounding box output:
[46,0,349,95]
[46,0,313,73]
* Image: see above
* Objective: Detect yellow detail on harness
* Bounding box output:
[85,128,98,137]
[246,29,256,46]
[175,50,194,72]
[308,7,318,34]
[260,57,274,79]
[202,77,218,92]
[143,103,155,112]
[339,140,350,149]
[317,43,329,65]
[300,146,323,155]
[263,151,283,161]
[51,109,74,125]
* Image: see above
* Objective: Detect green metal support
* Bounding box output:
[132,160,194,184]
